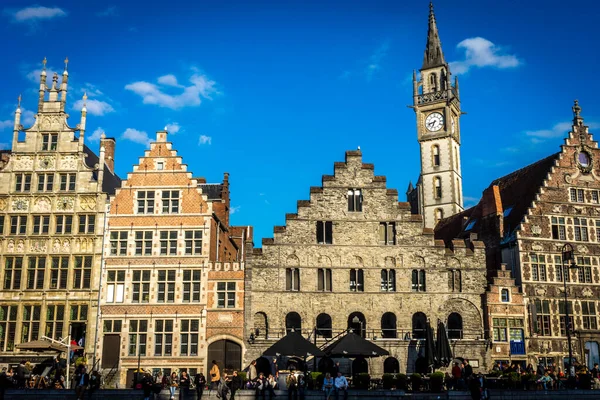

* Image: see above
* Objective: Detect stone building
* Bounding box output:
[244,149,490,376]
[98,129,251,386]
[0,59,121,364]
[436,103,600,369]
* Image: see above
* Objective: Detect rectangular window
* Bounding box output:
[132,270,151,303]
[128,320,148,356]
[535,299,552,336]
[106,270,125,303]
[137,191,155,214]
[70,305,88,323]
[110,231,128,255]
[412,269,426,292]
[492,318,507,342]
[449,269,462,292]
[551,217,566,240]
[27,257,46,290]
[182,270,201,302]
[161,190,180,214]
[559,300,574,336]
[570,188,585,202]
[160,231,178,255]
[50,256,69,289]
[103,320,123,333]
[285,268,300,291]
[217,282,236,308]
[157,270,176,303]
[22,305,41,343]
[135,231,153,256]
[317,268,332,292]
[154,319,174,356]
[10,216,27,235]
[379,222,396,245]
[316,221,333,244]
[32,215,50,235]
[554,255,569,282]
[45,304,65,340]
[347,189,363,212]
[14,173,32,192]
[530,254,546,281]
[380,269,396,292]
[59,173,76,191]
[73,256,92,289]
[574,217,589,241]
[78,215,95,234]
[180,319,199,356]
[0,216,4,236]
[592,190,599,204]
[508,319,525,342]
[41,134,58,151]
[576,257,592,283]
[4,257,23,290]
[350,269,364,292]
[184,231,202,255]
[0,306,18,352]
[37,173,54,192]
[55,215,73,235]
[582,301,598,330]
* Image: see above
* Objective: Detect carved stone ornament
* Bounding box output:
[552,205,562,213]
[79,196,97,211]
[11,198,29,212]
[52,240,60,253]
[564,173,573,184]
[16,240,24,252]
[41,115,63,130]
[56,197,75,211]
[38,156,55,169]
[531,243,544,252]
[30,240,47,253]
[7,240,15,253]
[34,197,51,212]
[62,240,70,252]
[14,155,33,170]
[578,245,589,254]
[531,225,542,236]
[60,155,77,170]
[576,148,593,174]
[535,287,547,296]
[0,197,6,211]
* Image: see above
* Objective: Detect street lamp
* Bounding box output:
[561,243,579,377]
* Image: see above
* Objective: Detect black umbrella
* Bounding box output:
[424,321,435,373]
[262,331,325,358]
[435,320,453,368]
[322,332,389,358]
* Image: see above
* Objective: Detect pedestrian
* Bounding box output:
[255,372,267,400]
[218,375,231,400]
[248,360,258,382]
[272,358,279,377]
[297,374,306,400]
[526,363,534,374]
[88,370,100,399]
[74,365,89,400]
[266,374,276,399]
[169,371,179,400]
[194,372,206,399]
[333,371,348,400]
[230,371,242,400]
[286,372,298,400]
[15,361,27,389]
[463,359,473,379]
[536,361,545,377]
[322,372,334,400]
[451,362,462,390]
[142,372,154,400]
[210,360,221,391]
[179,371,190,399]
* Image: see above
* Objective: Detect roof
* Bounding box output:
[199,183,224,201]
[83,144,122,195]
[435,152,559,243]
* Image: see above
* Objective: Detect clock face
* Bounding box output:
[425,112,444,132]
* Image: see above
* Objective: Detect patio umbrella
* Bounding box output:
[322,332,389,358]
[16,339,83,353]
[435,320,453,368]
[262,331,325,358]
[424,321,435,372]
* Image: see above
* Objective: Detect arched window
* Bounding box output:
[412,269,426,292]
[501,288,510,303]
[348,312,366,338]
[381,312,397,338]
[285,312,302,334]
[434,177,442,199]
[432,145,440,167]
[316,313,332,338]
[253,312,268,338]
[383,357,400,374]
[447,313,463,339]
[412,312,427,339]
[435,208,444,224]
[429,73,437,92]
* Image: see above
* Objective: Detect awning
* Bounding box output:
[262,331,325,358]
[16,339,83,353]
[322,332,389,358]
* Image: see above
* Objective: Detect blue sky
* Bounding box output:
[1,1,599,244]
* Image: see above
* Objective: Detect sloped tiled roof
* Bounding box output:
[83,144,122,195]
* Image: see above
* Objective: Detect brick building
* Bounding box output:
[244,149,491,376]
[98,129,251,386]
[0,59,120,364]
[436,103,600,369]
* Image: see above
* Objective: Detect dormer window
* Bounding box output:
[501,288,510,303]
[347,189,362,212]
[41,134,58,151]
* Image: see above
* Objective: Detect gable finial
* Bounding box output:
[572,99,581,119]
[64,57,69,72]
[17,94,22,109]
[42,57,47,71]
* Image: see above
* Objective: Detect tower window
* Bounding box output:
[316,221,333,244]
[432,145,440,167]
[347,189,363,212]
[435,209,443,223]
[434,177,442,199]
[429,73,437,91]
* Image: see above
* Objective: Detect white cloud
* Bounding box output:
[96,6,117,17]
[449,37,521,75]
[230,205,241,215]
[87,127,104,142]
[72,99,114,116]
[80,83,104,97]
[198,135,212,145]
[10,6,67,22]
[0,120,12,130]
[463,196,480,208]
[365,41,389,81]
[125,72,217,109]
[26,67,58,83]
[122,128,151,146]
[165,123,181,134]
[525,121,573,140]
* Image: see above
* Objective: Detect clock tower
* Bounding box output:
[410,2,463,228]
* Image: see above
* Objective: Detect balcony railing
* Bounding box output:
[416,87,458,105]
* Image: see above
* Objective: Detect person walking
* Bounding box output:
[142,372,154,400]
[194,372,206,399]
[451,362,462,390]
[463,360,473,380]
[230,371,242,400]
[217,375,231,400]
[322,373,334,400]
[333,372,348,400]
[210,360,221,391]
[15,361,27,389]
[169,371,179,400]
[179,371,190,399]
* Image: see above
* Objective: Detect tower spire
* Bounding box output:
[422,1,446,70]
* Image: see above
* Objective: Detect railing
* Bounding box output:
[416,87,458,105]
[102,361,119,389]
[253,328,479,341]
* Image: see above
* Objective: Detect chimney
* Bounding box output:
[157,130,168,143]
[100,136,116,172]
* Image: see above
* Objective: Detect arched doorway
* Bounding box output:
[348,312,366,338]
[412,312,427,339]
[207,339,242,375]
[383,357,400,374]
[316,313,332,338]
[318,357,334,374]
[352,357,368,375]
[381,312,397,338]
[256,356,272,376]
[285,312,302,334]
[254,312,268,338]
[447,313,463,339]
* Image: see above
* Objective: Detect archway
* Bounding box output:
[352,357,368,375]
[412,312,427,339]
[318,357,334,374]
[348,312,366,338]
[381,312,397,338]
[316,313,332,338]
[447,312,463,339]
[285,312,302,334]
[254,312,268,338]
[256,356,272,376]
[207,339,242,375]
[384,357,400,374]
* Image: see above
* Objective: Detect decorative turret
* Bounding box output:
[60,57,69,111]
[78,92,87,153]
[12,95,22,148]
[38,57,47,112]
[422,2,446,70]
